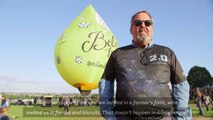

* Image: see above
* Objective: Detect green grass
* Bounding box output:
[7,104,213,119]
[190,104,213,117]
[8,105,104,120]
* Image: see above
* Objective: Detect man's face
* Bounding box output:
[130,13,153,47]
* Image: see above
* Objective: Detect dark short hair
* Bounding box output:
[131,10,153,24]
[0,114,9,120]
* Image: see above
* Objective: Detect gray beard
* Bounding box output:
[137,36,149,42]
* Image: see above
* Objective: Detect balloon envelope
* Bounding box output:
[54,5,119,95]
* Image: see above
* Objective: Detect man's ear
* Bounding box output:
[130,27,133,35]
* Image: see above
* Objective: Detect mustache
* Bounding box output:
[138,28,146,33]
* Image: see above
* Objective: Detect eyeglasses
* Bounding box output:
[133,20,153,27]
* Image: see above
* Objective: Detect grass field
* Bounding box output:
[8,105,104,120]
[7,104,213,120]
[189,104,213,117]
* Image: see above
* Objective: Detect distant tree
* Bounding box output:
[187,66,212,89]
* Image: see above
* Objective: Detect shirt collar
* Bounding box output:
[132,40,153,50]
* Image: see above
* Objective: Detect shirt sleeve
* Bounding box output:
[99,79,116,120]
[99,51,117,120]
[170,50,186,84]
[172,80,192,120]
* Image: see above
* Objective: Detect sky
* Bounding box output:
[0,0,213,94]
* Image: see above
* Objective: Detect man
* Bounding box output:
[99,10,192,120]
[0,96,9,115]
[63,97,70,113]
[195,88,204,115]
[0,96,10,120]
[203,94,212,111]
[0,108,9,120]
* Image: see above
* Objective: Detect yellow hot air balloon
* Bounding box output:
[54,5,119,96]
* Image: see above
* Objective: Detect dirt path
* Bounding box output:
[192,116,213,120]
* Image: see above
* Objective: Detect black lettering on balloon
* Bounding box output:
[82,31,118,57]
